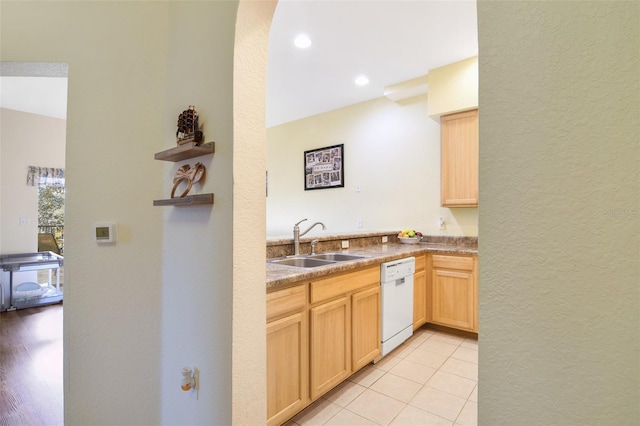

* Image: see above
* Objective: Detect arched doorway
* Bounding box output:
[232,1,277,424]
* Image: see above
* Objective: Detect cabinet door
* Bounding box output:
[413,268,427,329]
[351,285,380,371]
[441,109,478,207]
[431,268,475,331]
[267,311,308,426]
[310,296,350,400]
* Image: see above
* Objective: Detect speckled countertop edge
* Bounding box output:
[266,242,477,291]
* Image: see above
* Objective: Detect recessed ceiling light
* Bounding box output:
[294,34,312,49]
[355,75,369,86]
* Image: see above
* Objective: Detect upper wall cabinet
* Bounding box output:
[441,109,478,207]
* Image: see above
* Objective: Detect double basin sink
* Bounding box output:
[269,253,368,268]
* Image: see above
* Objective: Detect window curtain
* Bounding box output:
[26,166,65,187]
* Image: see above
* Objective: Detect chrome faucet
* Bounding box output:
[293,219,326,255]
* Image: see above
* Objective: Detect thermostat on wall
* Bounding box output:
[95,222,117,243]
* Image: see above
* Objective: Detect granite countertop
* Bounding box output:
[266,241,477,291]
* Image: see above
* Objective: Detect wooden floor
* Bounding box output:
[0,304,63,426]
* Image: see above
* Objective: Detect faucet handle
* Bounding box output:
[310,239,319,255]
[294,218,308,227]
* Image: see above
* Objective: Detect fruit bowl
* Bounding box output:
[397,229,423,244]
[398,236,422,244]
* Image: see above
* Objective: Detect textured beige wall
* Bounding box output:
[233,1,275,424]
[0,108,66,254]
[478,1,639,424]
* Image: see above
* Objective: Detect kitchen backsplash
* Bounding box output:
[266,231,477,259]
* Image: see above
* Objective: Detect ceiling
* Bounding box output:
[266,0,478,127]
[0,1,478,126]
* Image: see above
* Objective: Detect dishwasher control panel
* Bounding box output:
[380,257,415,282]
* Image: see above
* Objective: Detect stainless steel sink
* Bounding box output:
[269,257,335,268]
[268,253,367,268]
[308,253,368,262]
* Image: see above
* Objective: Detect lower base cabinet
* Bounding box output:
[413,255,428,329]
[309,296,350,400]
[267,312,308,425]
[308,285,380,400]
[267,285,308,426]
[351,285,381,371]
[429,254,478,332]
[309,266,380,401]
[268,265,381,425]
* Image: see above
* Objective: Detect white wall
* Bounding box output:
[160,2,238,424]
[478,1,639,424]
[266,95,479,238]
[0,1,246,424]
[1,3,167,423]
[0,108,66,254]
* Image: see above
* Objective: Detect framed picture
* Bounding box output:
[304,144,344,190]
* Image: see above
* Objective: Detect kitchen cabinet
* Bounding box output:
[441,109,478,207]
[413,254,428,329]
[352,285,381,371]
[309,265,380,400]
[309,296,350,400]
[429,254,478,332]
[267,285,308,426]
[266,265,381,423]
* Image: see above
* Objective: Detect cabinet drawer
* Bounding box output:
[310,266,379,304]
[267,284,306,322]
[432,255,474,271]
[415,254,426,272]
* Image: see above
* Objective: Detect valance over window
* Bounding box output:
[26,166,65,187]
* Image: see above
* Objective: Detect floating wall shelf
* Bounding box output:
[154,141,215,207]
[154,141,215,162]
[153,193,214,207]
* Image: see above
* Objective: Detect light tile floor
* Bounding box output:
[286,327,478,426]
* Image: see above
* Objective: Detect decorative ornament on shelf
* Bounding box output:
[176,105,203,145]
[171,162,206,198]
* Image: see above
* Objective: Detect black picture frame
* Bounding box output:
[304,144,344,190]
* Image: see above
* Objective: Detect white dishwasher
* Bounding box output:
[377,257,415,361]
